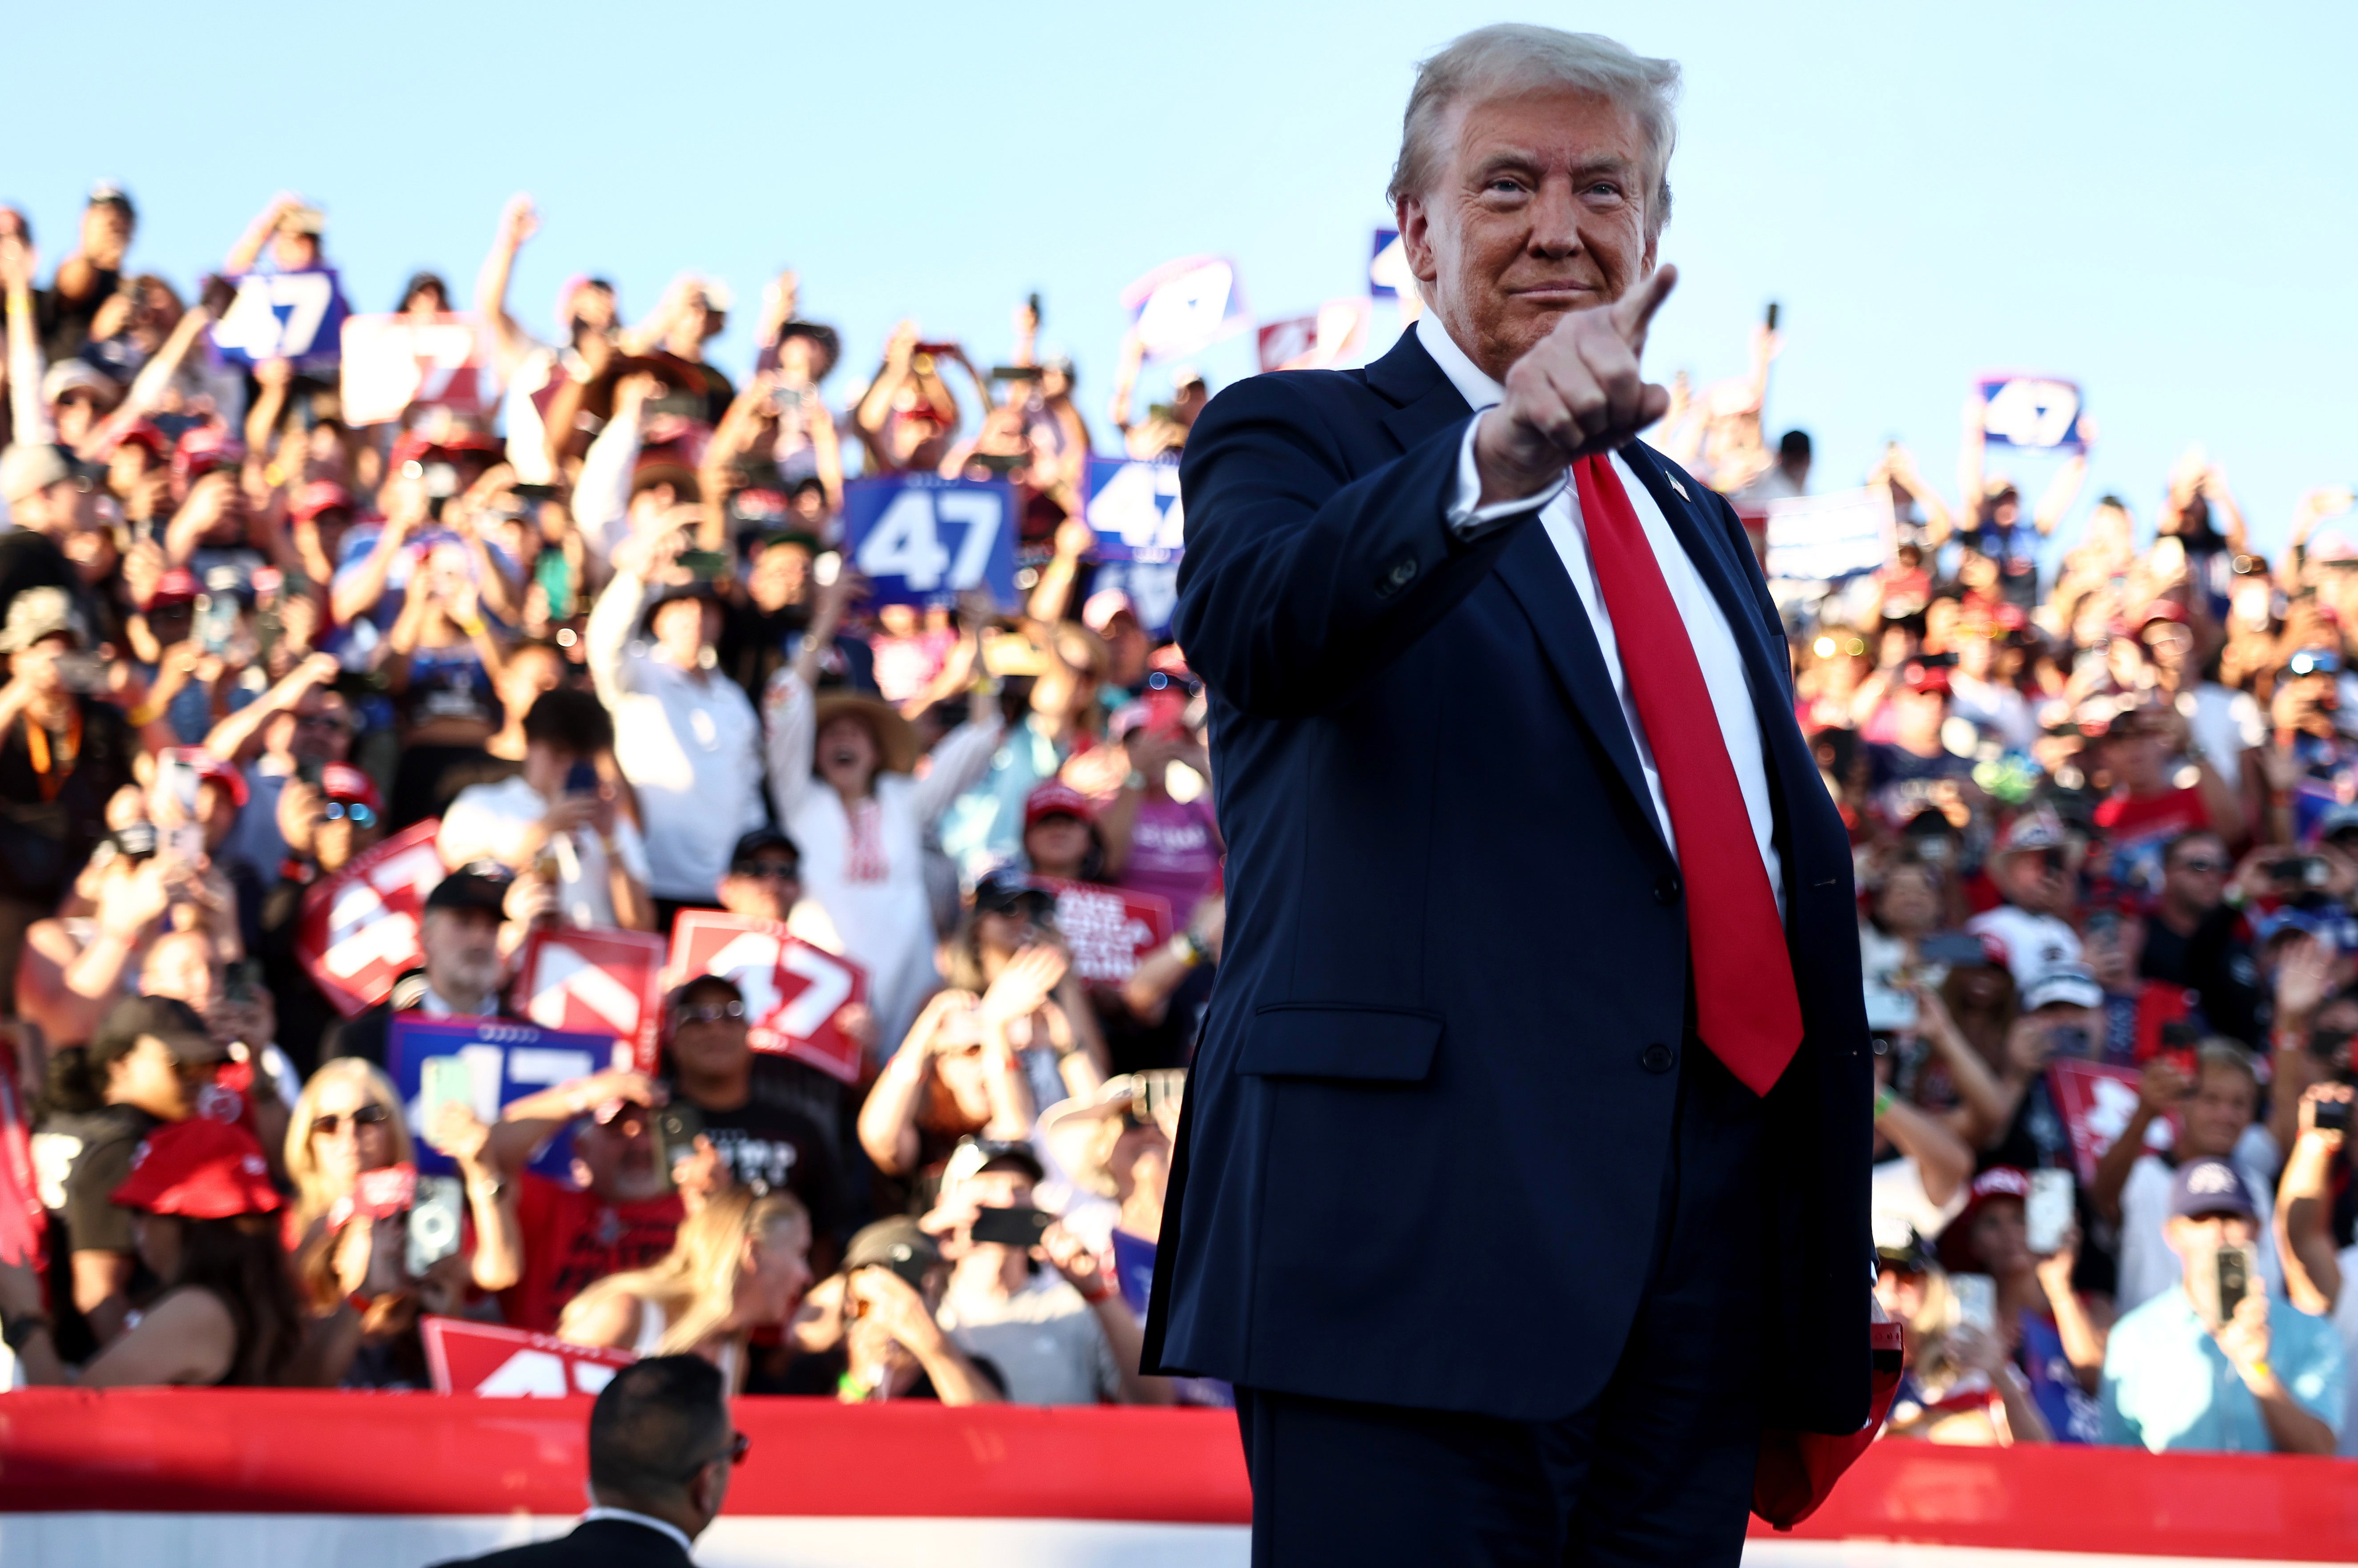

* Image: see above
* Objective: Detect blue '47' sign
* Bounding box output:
[211,267,350,374]
[1083,457,1185,565]
[388,1014,624,1180]
[843,474,1019,610]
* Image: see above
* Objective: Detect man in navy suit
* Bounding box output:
[1144,24,1872,1565]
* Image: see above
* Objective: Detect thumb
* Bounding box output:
[1609,263,1678,352]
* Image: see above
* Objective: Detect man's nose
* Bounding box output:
[1527,178,1584,258]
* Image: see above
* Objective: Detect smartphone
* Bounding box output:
[563,760,599,796]
[990,365,1043,382]
[972,452,1026,474]
[1950,1273,1998,1335]
[1764,301,1780,332]
[970,1205,1055,1248]
[643,391,704,421]
[2083,909,2122,944]
[196,590,239,656]
[2315,1097,2354,1135]
[352,1162,418,1221]
[1918,931,1988,967]
[2189,1242,2261,1331]
[2026,1169,2075,1255]
[406,1174,464,1277]
[52,651,107,694]
[655,1103,705,1191]
[1863,985,1919,1032]
[295,757,324,789]
[2047,1025,2093,1060]
[419,1055,475,1132]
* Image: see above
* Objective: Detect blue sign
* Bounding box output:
[842,474,1019,610]
[1975,374,2084,452]
[1083,457,1185,566]
[388,1015,621,1180]
[1369,229,1406,301]
[1090,559,1180,637]
[210,267,350,374]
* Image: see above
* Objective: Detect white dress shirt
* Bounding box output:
[1417,310,1783,909]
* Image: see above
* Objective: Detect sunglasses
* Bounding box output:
[674,1001,746,1026]
[677,1431,750,1478]
[728,862,800,882]
[324,800,378,827]
[294,712,353,732]
[312,1103,393,1137]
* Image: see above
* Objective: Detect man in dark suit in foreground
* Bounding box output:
[433,1356,743,1568]
[1145,21,1872,1565]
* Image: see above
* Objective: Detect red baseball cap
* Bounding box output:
[112,1117,282,1220]
[291,479,355,524]
[146,569,200,610]
[170,424,244,493]
[1024,780,1096,827]
[1937,1166,2031,1273]
[167,747,250,810]
[115,419,171,460]
[320,763,380,811]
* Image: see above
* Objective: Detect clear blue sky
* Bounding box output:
[7,1,2352,556]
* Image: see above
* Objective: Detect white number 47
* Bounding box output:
[855,489,1002,593]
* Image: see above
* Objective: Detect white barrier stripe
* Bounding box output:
[0,1515,2320,1568]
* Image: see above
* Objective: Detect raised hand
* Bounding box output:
[1473,264,1678,502]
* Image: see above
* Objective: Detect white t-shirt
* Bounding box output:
[2180,684,2262,776]
[1872,1155,1970,1245]
[438,774,652,929]
[938,1269,1120,1406]
[2115,1146,2284,1313]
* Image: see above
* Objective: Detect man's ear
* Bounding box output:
[1398,196,1438,292]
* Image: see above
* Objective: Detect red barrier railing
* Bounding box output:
[2,1390,2354,1560]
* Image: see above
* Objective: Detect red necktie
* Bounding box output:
[1573,454,1801,1096]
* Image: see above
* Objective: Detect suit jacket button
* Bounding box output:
[1641,1043,1676,1073]
[1380,557,1418,593]
[1654,873,1682,905]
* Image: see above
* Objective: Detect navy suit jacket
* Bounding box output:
[1143,327,1873,1431]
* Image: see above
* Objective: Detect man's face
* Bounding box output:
[141,931,222,1014]
[719,849,802,922]
[669,983,752,1081]
[2099,725,2168,790]
[652,595,714,657]
[111,1030,226,1121]
[1402,87,1656,381]
[574,1103,665,1202]
[497,646,566,723]
[2168,1211,2258,1262]
[272,230,319,271]
[2162,836,2229,914]
[750,543,812,614]
[82,201,133,263]
[2184,1063,2257,1156]
[421,907,503,1001]
[287,690,353,765]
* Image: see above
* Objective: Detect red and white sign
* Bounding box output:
[339,313,492,427]
[667,912,870,1084]
[2048,1059,2176,1187]
[514,926,667,1073]
[1031,877,1173,985]
[0,1056,44,1269]
[1256,297,1372,372]
[419,1316,635,1397]
[296,820,447,1018]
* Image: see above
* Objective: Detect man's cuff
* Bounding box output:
[1445,412,1565,539]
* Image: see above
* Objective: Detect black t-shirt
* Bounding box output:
[36,272,118,364]
[667,1055,844,1241]
[2139,905,2264,1048]
[0,696,142,904]
[36,1102,158,1361]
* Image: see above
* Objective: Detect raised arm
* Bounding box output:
[225,193,299,276]
[2,236,52,447]
[206,651,343,763]
[472,194,540,374]
[2275,1084,2350,1318]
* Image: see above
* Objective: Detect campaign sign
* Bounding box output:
[0,1057,45,1269]
[388,1015,621,1180]
[1031,877,1173,986]
[1121,255,1251,363]
[1257,314,1316,373]
[1369,229,1409,300]
[296,820,446,1018]
[210,268,350,373]
[340,313,492,427]
[1763,485,1895,582]
[516,926,669,1074]
[1254,298,1372,374]
[1089,560,1180,638]
[1083,457,1184,566]
[2047,1059,2177,1188]
[420,1316,635,1397]
[844,475,1019,611]
[668,912,871,1084]
[1977,374,2084,451]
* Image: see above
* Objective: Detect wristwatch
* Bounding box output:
[1166,931,1208,968]
[2,1312,52,1352]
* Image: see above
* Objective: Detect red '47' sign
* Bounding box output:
[1031,877,1173,985]
[2047,1059,2177,1187]
[296,820,447,1018]
[667,912,869,1084]
[514,926,668,1073]
[420,1316,635,1396]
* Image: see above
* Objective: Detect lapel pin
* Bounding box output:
[1667,476,1689,501]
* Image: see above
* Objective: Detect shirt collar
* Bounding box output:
[580,1507,694,1557]
[1415,309,1505,412]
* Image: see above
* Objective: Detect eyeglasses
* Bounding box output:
[324,800,378,827]
[2175,858,2229,875]
[728,862,800,882]
[674,1001,746,1026]
[312,1103,393,1137]
[294,712,353,732]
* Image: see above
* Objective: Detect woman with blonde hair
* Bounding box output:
[283,1058,414,1243]
[558,1187,814,1388]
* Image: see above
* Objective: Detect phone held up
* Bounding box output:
[2025,1169,2074,1256]
[969,1205,1054,1249]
